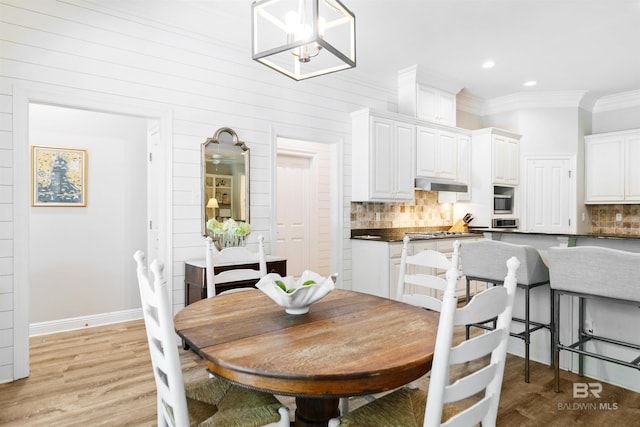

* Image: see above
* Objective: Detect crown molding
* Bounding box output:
[482,90,591,116]
[593,89,640,113]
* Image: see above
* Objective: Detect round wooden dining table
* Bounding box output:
[174,289,440,427]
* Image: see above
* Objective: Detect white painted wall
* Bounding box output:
[29,104,147,324]
[0,0,393,382]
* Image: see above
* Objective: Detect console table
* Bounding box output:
[184,256,287,305]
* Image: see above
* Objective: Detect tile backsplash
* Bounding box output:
[351,191,453,229]
[588,204,640,236]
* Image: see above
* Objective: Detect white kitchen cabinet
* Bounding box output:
[493,134,520,185]
[416,84,456,126]
[416,125,457,181]
[352,237,477,300]
[585,129,640,203]
[352,109,416,202]
[453,128,521,228]
[397,65,462,127]
[352,239,402,298]
[456,134,471,201]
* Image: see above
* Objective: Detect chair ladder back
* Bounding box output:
[134,251,190,427]
[402,294,443,312]
[206,235,266,297]
[453,286,507,326]
[448,328,503,365]
[443,362,499,403]
[408,250,453,271]
[441,396,492,427]
[424,257,519,427]
[397,236,455,308]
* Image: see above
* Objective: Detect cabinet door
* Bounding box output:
[416,126,437,177]
[370,116,395,199]
[625,135,640,201]
[437,130,457,180]
[416,126,457,181]
[585,136,625,202]
[394,121,416,199]
[417,85,456,126]
[493,136,519,185]
[456,134,471,201]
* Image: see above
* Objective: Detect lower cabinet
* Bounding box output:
[352,237,478,300]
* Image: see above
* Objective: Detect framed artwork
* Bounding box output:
[31,145,87,207]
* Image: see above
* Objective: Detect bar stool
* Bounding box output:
[548,246,640,393]
[460,239,551,383]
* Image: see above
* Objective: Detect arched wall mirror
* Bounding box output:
[201,127,250,236]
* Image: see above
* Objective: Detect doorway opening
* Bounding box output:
[12,86,171,380]
[276,137,334,278]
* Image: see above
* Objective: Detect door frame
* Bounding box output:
[12,84,173,379]
[269,126,343,284]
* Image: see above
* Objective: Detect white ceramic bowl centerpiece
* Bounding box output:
[256,270,337,315]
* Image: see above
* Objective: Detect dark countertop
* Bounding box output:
[351,227,482,242]
[351,227,640,243]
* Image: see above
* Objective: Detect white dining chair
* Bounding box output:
[396,236,460,311]
[133,251,289,427]
[328,256,520,427]
[205,234,267,297]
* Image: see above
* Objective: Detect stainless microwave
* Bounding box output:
[493,186,515,214]
[492,218,519,229]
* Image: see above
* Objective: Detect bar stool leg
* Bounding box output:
[578,296,585,377]
[524,285,530,383]
[553,290,561,392]
[549,286,554,368]
[465,278,471,340]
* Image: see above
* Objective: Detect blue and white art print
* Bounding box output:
[31,145,87,207]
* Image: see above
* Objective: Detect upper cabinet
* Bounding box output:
[471,128,521,186]
[397,65,463,128]
[415,125,457,180]
[352,109,416,202]
[585,129,640,203]
[492,134,520,185]
[416,85,457,126]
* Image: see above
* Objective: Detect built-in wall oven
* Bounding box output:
[492,218,519,229]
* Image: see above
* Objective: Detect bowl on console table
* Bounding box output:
[256,270,337,315]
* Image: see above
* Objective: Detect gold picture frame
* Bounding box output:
[31,145,87,207]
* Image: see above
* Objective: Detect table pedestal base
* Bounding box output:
[295,397,340,427]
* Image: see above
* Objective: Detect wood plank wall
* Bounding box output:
[0,0,396,382]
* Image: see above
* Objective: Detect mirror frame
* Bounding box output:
[201,127,250,237]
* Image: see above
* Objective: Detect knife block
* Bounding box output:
[448,219,469,232]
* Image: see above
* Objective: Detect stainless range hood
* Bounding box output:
[415,177,468,193]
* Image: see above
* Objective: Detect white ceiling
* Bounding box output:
[207,0,640,102]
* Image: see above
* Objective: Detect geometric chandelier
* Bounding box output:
[251,0,356,81]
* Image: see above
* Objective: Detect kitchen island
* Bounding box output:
[478,229,640,393]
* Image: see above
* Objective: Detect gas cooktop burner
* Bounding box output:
[405,231,474,239]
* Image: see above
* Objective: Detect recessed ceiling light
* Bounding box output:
[524,80,537,87]
[482,60,495,69]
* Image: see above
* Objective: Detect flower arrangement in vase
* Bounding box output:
[206,218,251,248]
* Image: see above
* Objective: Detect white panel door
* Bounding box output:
[525,157,571,233]
[276,154,312,277]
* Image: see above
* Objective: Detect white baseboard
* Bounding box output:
[29,308,143,336]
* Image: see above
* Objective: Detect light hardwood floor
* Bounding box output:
[1,319,638,426]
